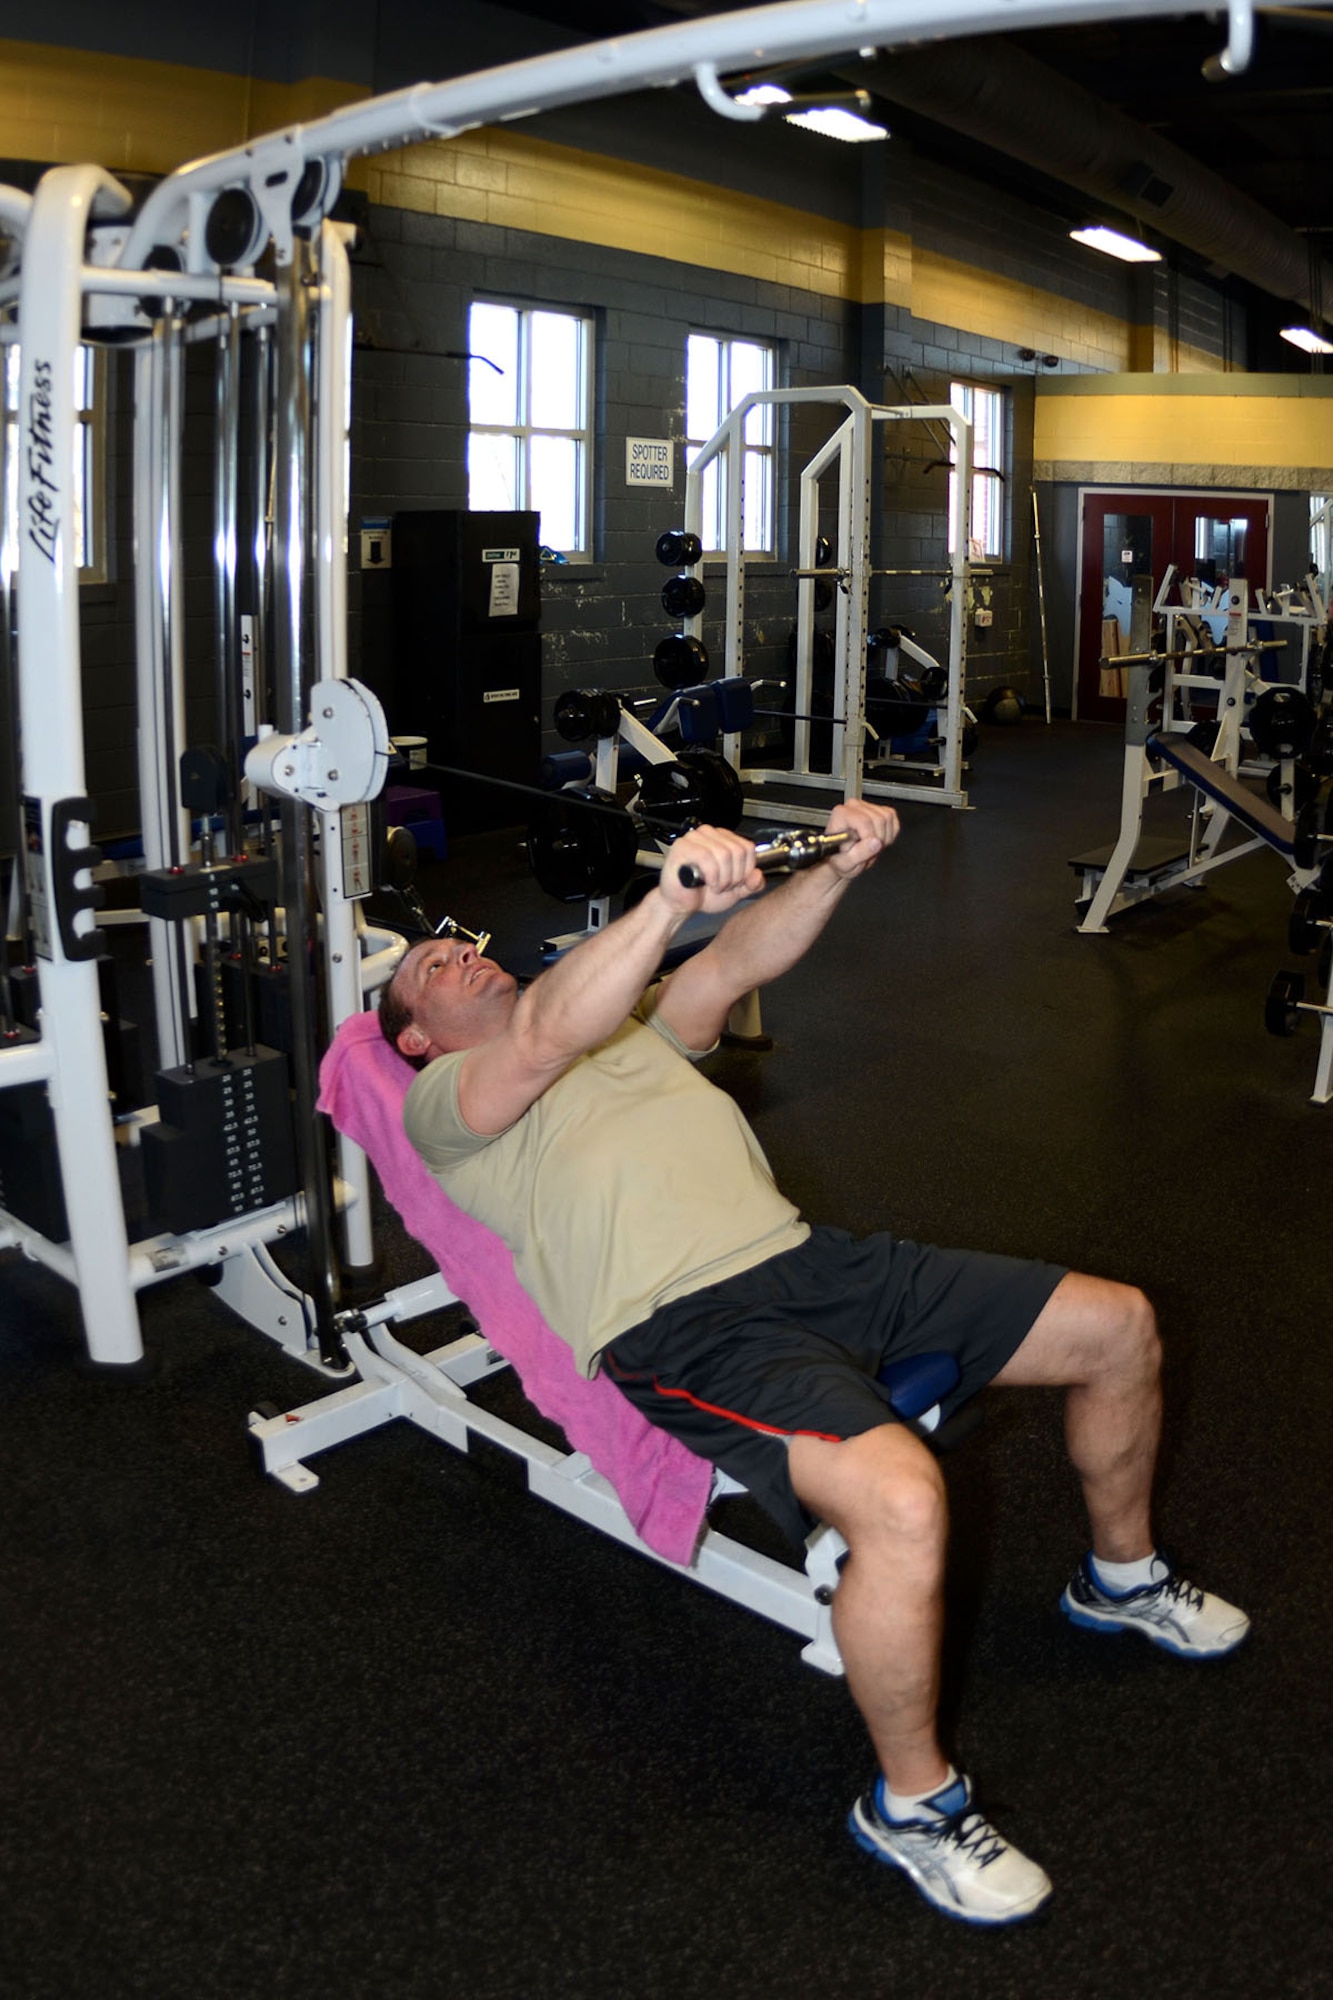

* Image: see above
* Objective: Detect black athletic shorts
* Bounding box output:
[602,1225,1067,1549]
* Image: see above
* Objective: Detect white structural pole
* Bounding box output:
[314,220,374,1269]
[15,165,143,1365]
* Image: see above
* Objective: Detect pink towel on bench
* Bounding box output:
[317,1009,713,1565]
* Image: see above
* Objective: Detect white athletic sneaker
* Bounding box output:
[848,1774,1053,1927]
[1060,1555,1250,1658]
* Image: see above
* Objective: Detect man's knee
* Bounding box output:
[796,1426,946,1554]
[1109,1283,1162,1388]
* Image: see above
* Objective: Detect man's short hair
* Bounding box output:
[378,964,429,1070]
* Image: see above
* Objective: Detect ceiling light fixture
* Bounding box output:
[1280,326,1333,355]
[1069,225,1161,264]
[734,82,888,142]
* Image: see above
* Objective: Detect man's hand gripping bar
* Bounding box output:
[674,828,853,890]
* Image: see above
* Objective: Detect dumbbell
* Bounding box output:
[553,687,622,744]
[656,529,703,568]
[662,574,706,619]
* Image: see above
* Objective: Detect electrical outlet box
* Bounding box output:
[974,607,993,628]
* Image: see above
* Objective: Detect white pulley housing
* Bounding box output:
[245,677,392,808]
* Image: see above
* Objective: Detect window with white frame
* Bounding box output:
[685,333,776,554]
[3,343,105,582]
[1310,492,1332,591]
[947,381,1006,560]
[467,301,592,557]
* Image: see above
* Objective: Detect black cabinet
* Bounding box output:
[392,509,542,834]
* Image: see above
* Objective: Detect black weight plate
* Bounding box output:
[653,632,711,690]
[1264,969,1305,1037]
[526,786,638,902]
[636,759,704,830]
[1306,713,1333,777]
[1289,888,1327,955]
[1266,761,1320,813]
[1249,684,1316,761]
[1294,800,1322,871]
[662,574,706,618]
[676,746,743,830]
[866,675,930,739]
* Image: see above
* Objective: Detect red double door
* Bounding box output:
[1076,491,1271,722]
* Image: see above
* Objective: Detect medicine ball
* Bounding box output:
[982,685,1024,726]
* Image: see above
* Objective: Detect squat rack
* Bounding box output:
[683,386,974,820]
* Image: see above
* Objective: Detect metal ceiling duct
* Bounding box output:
[847,36,1333,315]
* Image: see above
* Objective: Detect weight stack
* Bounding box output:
[141,1047,297,1236]
[0,1064,69,1241]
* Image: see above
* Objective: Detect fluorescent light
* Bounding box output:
[1069,225,1161,264]
[734,81,888,141]
[1280,325,1333,355]
[786,106,888,142]
[735,83,793,107]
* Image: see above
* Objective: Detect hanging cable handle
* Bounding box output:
[674,828,853,889]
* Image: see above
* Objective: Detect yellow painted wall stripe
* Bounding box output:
[2,34,1218,379]
[0,37,363,175]
[1034,385,1333,475]
[350,131,871,302]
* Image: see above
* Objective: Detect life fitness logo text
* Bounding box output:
[26,358,60,565]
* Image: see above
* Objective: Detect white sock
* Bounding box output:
[1090,1551,1168,1594]
[880,1764,960,1822]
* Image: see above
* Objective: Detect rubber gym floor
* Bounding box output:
[2,718,1329,1999]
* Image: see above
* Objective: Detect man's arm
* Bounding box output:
[455,821,765,1136]
[653,798,900,1053]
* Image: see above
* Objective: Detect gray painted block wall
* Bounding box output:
[348,198,1049,778]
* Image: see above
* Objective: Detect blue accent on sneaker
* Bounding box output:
[850,1773,1053,1927]
[1059,1553,1250,1658]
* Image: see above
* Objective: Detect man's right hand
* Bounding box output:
[658,825,765,916]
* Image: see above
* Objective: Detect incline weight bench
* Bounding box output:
[247,1010,966,1676]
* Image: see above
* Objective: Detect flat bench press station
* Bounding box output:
[1071,573,1333,1100]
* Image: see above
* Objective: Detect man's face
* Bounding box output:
[393,937,518,1063]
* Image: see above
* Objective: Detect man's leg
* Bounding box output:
[990,1271,1161,1561]
[789,1423,948,1795]
[788,1422,1053,1926]
[992,1270,1248,1656]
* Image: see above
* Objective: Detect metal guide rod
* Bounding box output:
[273,241,344,1365]
[213,305,245,859]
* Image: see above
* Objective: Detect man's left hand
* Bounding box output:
[825,798,901,877]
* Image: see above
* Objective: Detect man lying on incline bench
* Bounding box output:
[378,799,1248,1929]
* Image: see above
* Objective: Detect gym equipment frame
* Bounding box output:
[0,0,1305,1654]
[1074,576,1326,934]
[683,386,974,825]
